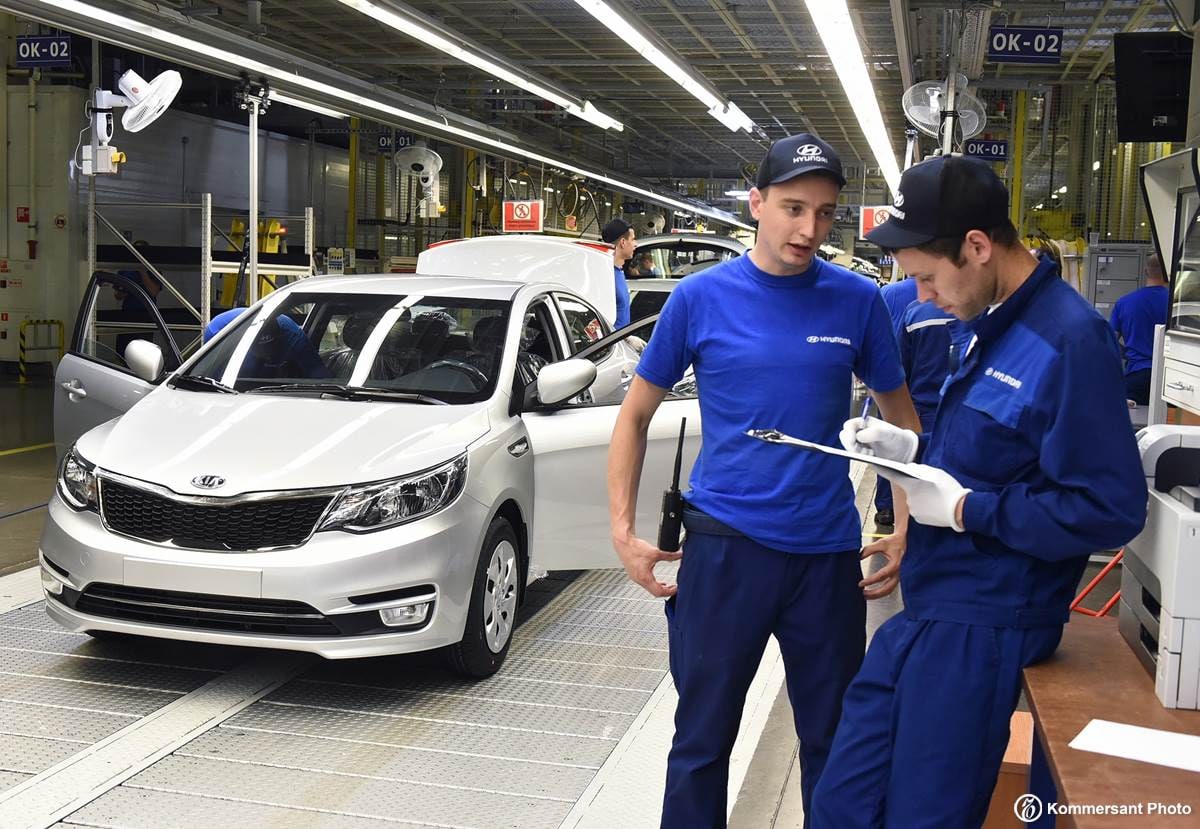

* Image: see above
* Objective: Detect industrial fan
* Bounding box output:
[84,68,182,175]
[394,141,444,218]
[901,73,987,155]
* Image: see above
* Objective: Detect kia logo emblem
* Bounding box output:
[192,475,226,490]
[797,144,822,155]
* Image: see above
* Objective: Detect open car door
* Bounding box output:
[54,271,183,457]
[522,316,701,571]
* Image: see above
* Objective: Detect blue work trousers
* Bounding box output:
[661,509,866,829]
[810,614,1063,828]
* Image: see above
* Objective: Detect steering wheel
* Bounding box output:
[426,359,489,389]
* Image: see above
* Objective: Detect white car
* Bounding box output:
[43,236,699,677]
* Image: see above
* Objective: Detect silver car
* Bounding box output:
[43,238,699,678]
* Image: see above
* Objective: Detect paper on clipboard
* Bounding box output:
[746,428,939,484]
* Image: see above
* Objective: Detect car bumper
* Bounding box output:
[38,492,489,659]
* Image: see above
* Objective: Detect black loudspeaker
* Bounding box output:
[1114,32,1192,143]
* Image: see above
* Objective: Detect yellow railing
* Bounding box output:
[18,318,65,384]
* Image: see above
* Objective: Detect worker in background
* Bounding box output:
[1109,252,1169,405]
[871,275,918,527]
[814,156,1147,828]
[608,133,921,829]
[601,217,635,328]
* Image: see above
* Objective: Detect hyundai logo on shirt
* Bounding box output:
[984,366,1023,389]
[807,335,853,346]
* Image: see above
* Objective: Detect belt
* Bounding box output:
[681,505,745,538]
[903,599,1067,629]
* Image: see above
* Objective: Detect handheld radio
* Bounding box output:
[657,418,687,552]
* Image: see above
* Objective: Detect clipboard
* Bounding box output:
[746,428,936,484]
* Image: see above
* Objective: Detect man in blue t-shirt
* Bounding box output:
[607,134,920,828]
[871,277,919,526]
[1109,253,1169,404]
[602,218,634,328]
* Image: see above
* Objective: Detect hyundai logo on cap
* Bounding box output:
[756,133,846,189]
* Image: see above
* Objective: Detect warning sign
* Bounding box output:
[565,214,578,232]
[503,200,544,233]
[16,207,29,224]
[859,206,892,239]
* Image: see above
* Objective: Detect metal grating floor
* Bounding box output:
[0,567,677,829]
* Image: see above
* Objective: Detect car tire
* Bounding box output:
[444,517,522,679]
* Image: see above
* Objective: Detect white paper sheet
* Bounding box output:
[1069,719,1200,773]
[745,428,941,484]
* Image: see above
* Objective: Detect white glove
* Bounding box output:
[878,465,971,531]
[839,416,919,463]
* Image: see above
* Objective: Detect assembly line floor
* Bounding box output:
[0,380,1121,829]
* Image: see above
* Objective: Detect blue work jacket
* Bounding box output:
[906,257,1148,628]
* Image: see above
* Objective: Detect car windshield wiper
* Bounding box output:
[170,374,238,394]
[248,383,448,405]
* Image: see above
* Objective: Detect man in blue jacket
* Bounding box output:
[873,276,920,527]
[609,133,921,829]
[812,156,1147,828]
[1110,252,1169,404]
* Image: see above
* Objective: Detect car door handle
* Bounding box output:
[620,371,633,390]
[1167,380,1194,393]
[60,380,87,399]
[507,438,529,457]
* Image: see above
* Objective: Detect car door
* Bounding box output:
[522,316,701,571]
[54,271,183,457]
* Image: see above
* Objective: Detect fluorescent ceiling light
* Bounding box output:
[803,0,901,196]
[572,0,754,133]
[1058,185,1068,194]
[32,0,749,230]
[268,91,346,119]
[1093,160,1101,171]
[336,0,622,131]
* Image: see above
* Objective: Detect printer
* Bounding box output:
[1121,424,1200,709]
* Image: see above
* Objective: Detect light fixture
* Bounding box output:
[1035,203,1044,209]
[336,0,622,131]
[1093,160,1101,171]
[1058,185,1068,194]
[572,0,754,133]
[269,90,346,119]
[29,0,750,230]
[803,0,902,195]
[545,186,555,192]
[724,189,751,200]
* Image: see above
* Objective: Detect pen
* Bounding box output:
[860,396,873,421]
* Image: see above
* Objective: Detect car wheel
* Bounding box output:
[444,517,521,679]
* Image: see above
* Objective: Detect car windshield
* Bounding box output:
[183,292,510,404]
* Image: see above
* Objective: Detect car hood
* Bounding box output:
[75,388,491,496]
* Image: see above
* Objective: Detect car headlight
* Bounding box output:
[59,448,98,512]
[319,454,468,533]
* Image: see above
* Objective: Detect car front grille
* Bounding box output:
[99,479,333,550]
[75,583,342,636]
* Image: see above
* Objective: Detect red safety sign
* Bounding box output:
[859,205,892,239]
[503,200,544,233]
[0,260,8,274]
[16,207,29,224]
[1,313,7,322]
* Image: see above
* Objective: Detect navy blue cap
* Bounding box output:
[756,133,846,189]
[866,155,1010,249]
[601,218,633,243]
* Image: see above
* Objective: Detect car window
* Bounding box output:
[637,242,739,278]
[558,316,695,408]
[555,293,610,358]
[77,273,182,373]
[183,291,510,404]
[514,298,561,389]
[629,289,670,322]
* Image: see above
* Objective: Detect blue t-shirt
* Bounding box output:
[614,266,631,328]
[880,278,918,335]
[203,308,248,342]
[636,254,905,553]
[1110,285,1168,374]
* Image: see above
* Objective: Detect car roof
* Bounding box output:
[279,274,523,301]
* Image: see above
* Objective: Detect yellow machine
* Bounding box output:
[218,218,287,306]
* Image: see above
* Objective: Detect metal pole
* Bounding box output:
[1010,90,1027,233]
[248,105,259,304]
[201,192,212,325]
[87,39,99,280]
[348,116,359,272]
[305,206,315,275]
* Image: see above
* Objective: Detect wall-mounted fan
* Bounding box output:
[85,69,182,175]
[901,73,987,153]
[394,141,444,218]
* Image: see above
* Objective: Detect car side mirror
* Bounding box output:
[525,359,597,409]
[124,339,164,383]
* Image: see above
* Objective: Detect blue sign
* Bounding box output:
[15,35,71,68]
[964,138,1008,161]
[988,26,1063,64]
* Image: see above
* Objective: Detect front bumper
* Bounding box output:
[38,491,489,659]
